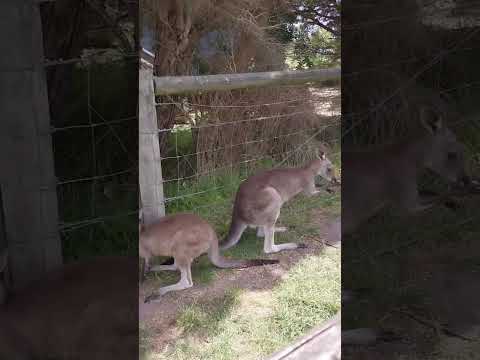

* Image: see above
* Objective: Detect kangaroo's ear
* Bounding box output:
[0,249,8,273]
[420,106,443,134]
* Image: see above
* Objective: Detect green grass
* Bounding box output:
[176,288,241,333]
[141,249,340,360]
[60,180,138,261]
[270,250,341,340]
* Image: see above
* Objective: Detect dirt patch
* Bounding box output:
[139,209,336,353]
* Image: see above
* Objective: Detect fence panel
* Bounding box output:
[38,1,138,262]
[146,71,341,233]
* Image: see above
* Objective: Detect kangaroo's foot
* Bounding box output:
[263,225,305,253]
[144,266,192,302]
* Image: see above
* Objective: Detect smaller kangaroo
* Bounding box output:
[221,151,337,254]
[139,213,278,302]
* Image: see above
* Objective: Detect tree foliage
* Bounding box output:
[291,0,341,36]
[287,0,340,69]
[291,25,340,69]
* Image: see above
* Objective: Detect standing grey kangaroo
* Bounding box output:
[139,213,278,302]
[220,151,337,254]
[342,106,468,236]
[327,106,468,247]
[338,106,469,346]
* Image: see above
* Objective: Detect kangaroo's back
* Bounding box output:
[234,162,326,218]
[140,213,214,260]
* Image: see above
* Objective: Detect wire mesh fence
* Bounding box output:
[38,1,138,260]
[151,81,341,237]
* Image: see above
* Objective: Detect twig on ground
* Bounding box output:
[393,308,475,342]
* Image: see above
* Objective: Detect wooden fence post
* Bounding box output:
[0,0,62,290]
[139,49,165,225]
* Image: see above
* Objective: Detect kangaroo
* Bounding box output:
[342,106,468,235]
[139,213,278,302]
[339,106,469,347]
[0,252,138,359]
[220,151,338,254]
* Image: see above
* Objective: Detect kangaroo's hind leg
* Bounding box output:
[263,226,303,253]
[144,261,193,302]
[257,187,303,253]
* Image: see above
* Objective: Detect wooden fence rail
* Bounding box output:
[154,67,341,95]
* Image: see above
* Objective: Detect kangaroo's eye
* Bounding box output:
[447,152,457,161]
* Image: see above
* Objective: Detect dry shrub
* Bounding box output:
[342,0,459,146]
[143,0,287,76]
[145,0,335,173]
[192,86,322,172]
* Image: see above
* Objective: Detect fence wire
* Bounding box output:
[153,83,341,222]
[36,1,138,259]
[45,56,138,234]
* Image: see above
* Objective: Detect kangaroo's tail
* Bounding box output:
[209,233,278,269]
[219,215,248,251]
